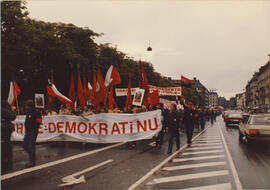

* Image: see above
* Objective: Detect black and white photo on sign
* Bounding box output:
[34,93,45,108]
[132,89,145,106]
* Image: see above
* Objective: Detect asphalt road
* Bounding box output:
[1,116,270,190]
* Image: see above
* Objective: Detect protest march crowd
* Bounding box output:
[2,96,221,170]
[2,57,221,170]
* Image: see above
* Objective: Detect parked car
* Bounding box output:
[239,114,270,144]
[225,113,243,127]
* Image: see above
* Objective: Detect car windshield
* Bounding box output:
[249,116,270,125]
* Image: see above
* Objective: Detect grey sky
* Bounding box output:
[26,0,270,99]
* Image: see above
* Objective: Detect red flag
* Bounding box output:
[69,72,75,104]
[181,75,193,84]
[108,85,118,108]
[125,77,132,109]
[93,68,106,109]
[83,73,88,102]
[77,72,86,108]
[147,90,159,106]
[139,62,149,90]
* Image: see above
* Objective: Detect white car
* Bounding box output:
[239,114,270,144]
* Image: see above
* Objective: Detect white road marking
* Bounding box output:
[1,143,124,181]
[183,150,223,156]
[182,183,232,190]
[148,142,156,147]
[162,161,226,171]
[173,155,225,162]
[192,143,222,146]
[146,170,229,185]
[59,159,113,186]
[127,125,211,190]
[218,122,243,189]
[196,140,222,143]
[198,137,221,140]
[186,146,223,151]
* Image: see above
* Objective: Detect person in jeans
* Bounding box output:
[23,100,42,167]
[167,104,181,154]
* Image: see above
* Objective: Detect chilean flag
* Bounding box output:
[105,60,121,87]
[7,79,21,106]
[47,79,72,104]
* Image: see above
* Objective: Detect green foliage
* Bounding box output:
[1,1,174,105]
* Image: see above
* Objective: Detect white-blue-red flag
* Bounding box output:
[105,60,121,87]
[46,79,72,104]
[7,78,21,106]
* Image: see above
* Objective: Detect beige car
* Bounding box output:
[239,114,270,144]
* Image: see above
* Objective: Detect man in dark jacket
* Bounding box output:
[182,101,195,146]
[167,104,180,154]
[1,100,17,171]
[156,103,168,147]
[199,108,207,130]
[23,100,42,167]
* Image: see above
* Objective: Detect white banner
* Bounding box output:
[11,110,162,143]
[115,86,181,96]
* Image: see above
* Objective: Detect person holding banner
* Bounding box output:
[167,104,181,154]
[23,100,42,167]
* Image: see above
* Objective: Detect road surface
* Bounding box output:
[1,116,270,189]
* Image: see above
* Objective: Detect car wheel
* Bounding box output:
[244,134,251,145]
[239,130,243,142]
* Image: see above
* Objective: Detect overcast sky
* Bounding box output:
[26,0,270,99]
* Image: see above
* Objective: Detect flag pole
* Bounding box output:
[14,88,20,114]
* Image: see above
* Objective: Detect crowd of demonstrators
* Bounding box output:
[2,98,222,170]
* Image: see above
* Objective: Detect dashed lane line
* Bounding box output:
[162,161,227,171]
[182,150,223,156]
[186,146,223,151]
[195,140,222,143]
[146,170,229,185]
[1,143,124,181]
[181,182,232,190]
[192,143,222,146]
[173,155,225,162]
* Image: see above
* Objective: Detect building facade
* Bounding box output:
[192,77,209,107]
[209,91,218,107]
[245,55,270,110]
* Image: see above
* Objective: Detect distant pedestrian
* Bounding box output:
[23,100,42,167]
[1,100,17,171]
[210,109,215,124]
[167,104,181,154]
[199,108,207,130]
